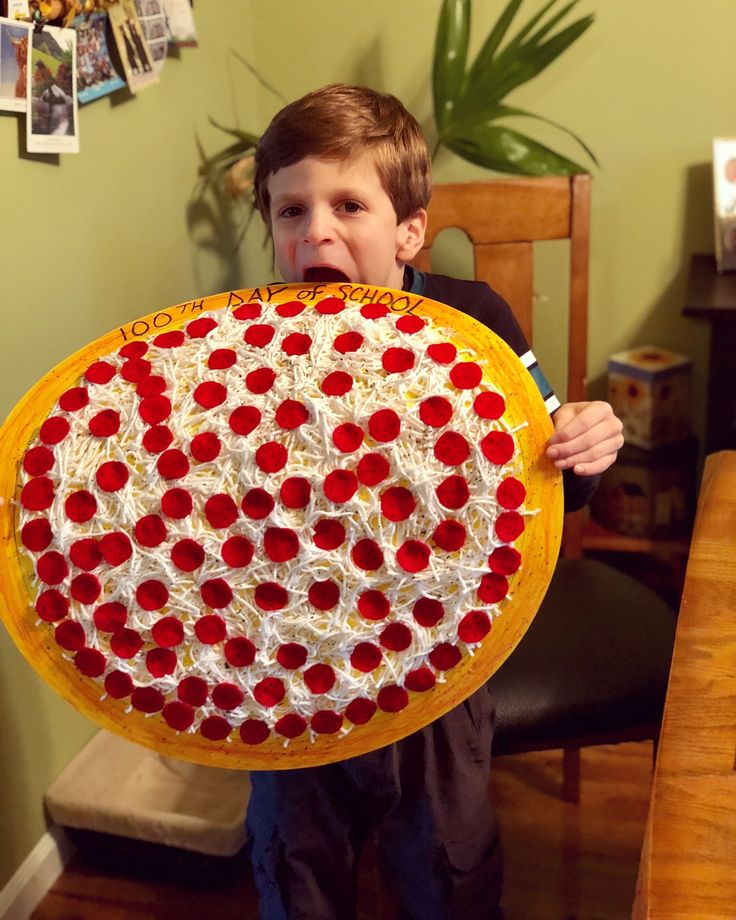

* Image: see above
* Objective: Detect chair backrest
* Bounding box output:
[413,174,591,405]
[413,174,592,554]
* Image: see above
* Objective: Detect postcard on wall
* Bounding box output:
[162,0,197,47]
[108,0,158,92]
[74,10,125,104]
[713,138,736,272]
[134,0,167,73]
[26,23,79,153]
[6,1,30,18]
[0,16,30,112]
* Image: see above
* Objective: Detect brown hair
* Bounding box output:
[253,83,431,226]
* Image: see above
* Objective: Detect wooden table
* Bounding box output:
[633,451,736,919]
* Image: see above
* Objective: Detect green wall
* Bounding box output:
[1,0,733,890]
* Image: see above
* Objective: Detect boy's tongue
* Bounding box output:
[303,266,350,283]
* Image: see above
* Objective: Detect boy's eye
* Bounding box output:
[342,200,363,213]
[279,206,303,219]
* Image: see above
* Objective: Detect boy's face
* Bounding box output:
[267,154,426,290]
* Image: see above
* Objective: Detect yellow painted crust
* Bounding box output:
[0,283,562,768]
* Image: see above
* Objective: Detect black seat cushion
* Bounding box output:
[488,558,677,752]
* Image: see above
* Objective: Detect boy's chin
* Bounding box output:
[302,267,351,284]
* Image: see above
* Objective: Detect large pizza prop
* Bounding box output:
[0,284,562,769]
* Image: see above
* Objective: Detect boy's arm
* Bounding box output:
[547,400,624,512]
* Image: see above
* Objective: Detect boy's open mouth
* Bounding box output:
[303,266,351,284]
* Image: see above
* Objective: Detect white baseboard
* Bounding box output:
[0,825,74,920]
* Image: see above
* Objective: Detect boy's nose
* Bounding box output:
[303,207,334,244]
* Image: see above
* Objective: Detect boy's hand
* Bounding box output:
[546,401,624,477]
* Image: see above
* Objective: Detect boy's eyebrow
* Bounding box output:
[270,186,369,206]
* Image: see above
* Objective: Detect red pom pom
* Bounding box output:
[146,647,177,677]
[253,677,285,707]
[70,573,101,604]
[427,342,456,364]
[244,323,275,347]
[171,538,205,571]
[200,579,233,608]
[396,540,431,573]
[74,648,106,677]
[93,601,127,632]
[136,579,169,610]
[37,551,68,585]
[229,405,262,436]
[311,711,343,734]
[281,332,312,355]
[157,449,190,480]
[361,303,390,319]
[255,441,288,473]
[142,425,173,453]
[382,347,414,374]
[161,488,193,519]
[187,316,218,338]
[434,431,470,466]
[316,296,345,314]
[488,546,522,575]
[240,720,270,744]
[191,432,221,461]
[242,488,275,519]
[357,453,390,486]
[396,314,425,334]
[350,642,382,672]
[429,643,462,671]
[85,360,116,384]
[134,514,167,548]
[333,423,364,453]
[89,409,121,438]
[478,573,509,604]
[205,493,239,528]
[224,636,256,667]
[275,301,304,318]
[497,477,526,509]
[380,486,415,522]
[312,518,346,550]
[40,417,69,445]
[119,341,148,359]
[151,617,184,647]
[379,623,412,651]
[458,610,491,643]
[163,702,195,731]
[274,713,307,739]
[357,589,390,621]
[419,396,453,428]
[233,304,262,320]
[345,698,377,724]
[212,682,244,710]
[21,477,54,511]
[351,539,384,571]
[221,536,254,568]
[450,362,482,389]
[263,527,300,563]
[110,628,143,658]
[412,597,445,627]
[63,538,96,569]
[55,620,86,651]
[254,582,288,611]
[433,520,467,552]
[105,670,134,699]
[65,490,97,523]
[495,511,525,542]
[304,663,336,694]
[58,387,89,411]
[480,431,515,465]
[36,589,69,622]
[435,475,470,509]
[377,685,409,713]
[96,461,129,492]
[99,532,132,566]
[277,643,308,669]
[195,614,227,643]
[178,676,209,706]
[368,409,401,442]
[120,357,151,383]
[334,331,363,353]
[323,469,358,503]
[139,395,172,425]
[194,381,227,408]
[200,716,232,741]
[208,348,237,369]
[153,330,185,349]
[23,446,54,476]
[22,518,53,552]
[275,400,309,429]
[280,477,311,509]
[246,367,277,394]
[308,579,340,610]
[404,667,436,692]
[137,375,167,397]
[474,391,505,419]
[321,371,353,396]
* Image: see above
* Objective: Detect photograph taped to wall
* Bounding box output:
[6,0,30,18]
[162,0,196,47]
[133,0,167,72]
[713,138,736,272]
[74,11,125,104]
[26,23,78,153]
[0,17,30,112]
[108,0,158,92]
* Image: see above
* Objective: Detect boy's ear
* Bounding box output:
[396,208,428,263]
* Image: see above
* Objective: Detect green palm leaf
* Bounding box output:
[444,122,587,175]
[432,0,471,131]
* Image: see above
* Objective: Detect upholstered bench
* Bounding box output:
[45,729,251,882]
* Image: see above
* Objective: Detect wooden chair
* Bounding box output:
[414,175,677,800]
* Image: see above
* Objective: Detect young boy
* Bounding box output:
[247,83,623,920]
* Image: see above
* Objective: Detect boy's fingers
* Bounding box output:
[549,433,624,471]
[549,401,621,445]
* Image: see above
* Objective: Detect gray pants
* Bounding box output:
[247,686,502,920]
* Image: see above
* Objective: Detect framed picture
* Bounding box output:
[713,137,736,272]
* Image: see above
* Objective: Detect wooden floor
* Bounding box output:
[32,742,652,920]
